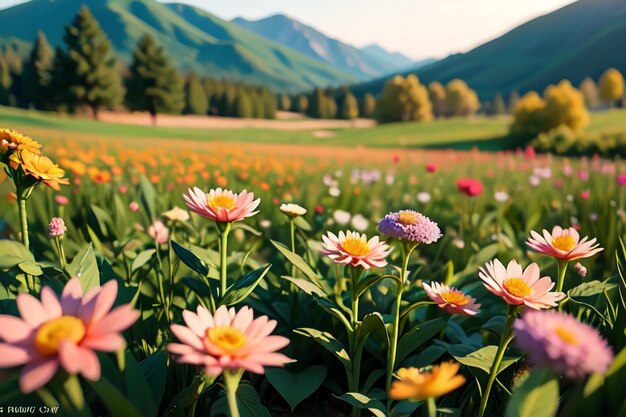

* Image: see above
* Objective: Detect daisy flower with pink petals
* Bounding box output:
[168,305,291,377]
[479,259,565,309]
[526,226,603,262]
[320,230,391,270]
[514,309,614,379]
[422,282,481,316]
[0,279,138,393]
[183,187,260,223]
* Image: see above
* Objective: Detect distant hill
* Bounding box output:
[232,14,415,80]
[0,0,357,92]
[352,0,626,100]
[360,44,420,69]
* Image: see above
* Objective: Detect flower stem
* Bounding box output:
[17,193,29,249]
[289,218,296,277]
[55,236,67,271]
[223,369,244,417]
[426,397,437,417]
[477,305,516,417]
[219,222,232,299]
[556,259,569,293]
[386,242,417,396]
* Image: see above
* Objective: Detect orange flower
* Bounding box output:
[11,150,69,190]
[389,362,466,401]
[87,167,112,184]
[0,129,42,155]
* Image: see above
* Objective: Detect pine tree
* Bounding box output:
[340,91,359,120]
[234,90,252,118]
[359,93,376,118]
[279,94,291,111]
[0,55,12,106]
[261,88,277,119]
[297,94,309,113]
[325,93,337,119]
[4,48,22,107]
[579,77,600,109]
[125,34,184,125]
[306,88,326,118]
[60,6,123,119]
[508,90,520,114]
[250,89,265,119]
[428,81,447,118]
[492,93,506,115]
[184,73,208,115]
[22,31,54,109]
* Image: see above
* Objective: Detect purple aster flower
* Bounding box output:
[48,217,67,238]
[514,309,614,379]
[378,210,442,244]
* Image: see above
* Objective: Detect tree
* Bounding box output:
[375,74,432,123]
[543,80,589,131]
[234,90,252,118]
[4,48,22,107]
[491,93,506,115]
[22,31,54,109]
[250,89,265,119]
[306,88,326,118]
[445,79,479,117]
[0,55,11,106]
[510,91,547,138]
[184,73,208,115]
[325,92,337,119]
[340,91,359,120]
[359,93,376,119]
[507,90,520,114]
[60,6,123,119]
[297,94,308,113]
[261,88,277,119]
[599,68,625,106]
[279,94,291,111]
[125,34,184,125]
[428,81,446,117]
[579,77,600,109]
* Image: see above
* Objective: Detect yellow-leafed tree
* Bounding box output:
[510,91,547,137]
[599,68,625,106]
[543,80,589,131]
[445,79,480,117]
[428,81,447,118]
[375,74,432,123]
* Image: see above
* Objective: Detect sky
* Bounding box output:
[0,0,576,59]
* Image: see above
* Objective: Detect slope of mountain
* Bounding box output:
[352,0,626,100]
[232,14,412,80]
[0,0,357,91]
[359,44,415,69]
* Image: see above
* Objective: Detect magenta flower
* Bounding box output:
[129,202,139,212]
[0,279,138,393]
[168,306,291,377]
[378,210,442,244]
[320,231,391,270]
[479,259,565,309]
[527,226,603,261]
[48,217,67,238]
[457,178,483,197]
[54,195,69,206]
[183,187,260,223]
[514,309,614,379]
[148,219,169,244]
[422,282,480,316]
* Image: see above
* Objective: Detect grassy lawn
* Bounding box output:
[1,106,625,149]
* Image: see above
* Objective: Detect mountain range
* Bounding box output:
[353,0,626,100]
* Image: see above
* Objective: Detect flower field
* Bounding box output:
[0,127,625,417]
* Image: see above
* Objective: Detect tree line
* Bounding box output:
[0,5,277,123]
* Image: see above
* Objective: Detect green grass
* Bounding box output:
[2,106,626,149]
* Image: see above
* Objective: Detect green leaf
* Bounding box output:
[505,368,559,417]
[220,264,271,306]
[265,365,327,411]
[270,240,321,287]
[210,383,271,417]
[294,328,352,371]
[163,377,204,417]
[311,293,351,330]
[0,241,42,275]
[182,277,213,299]
[568,280,615,298]
[124,350,157,417]
[454,346,521,375]
[172,240,209,276]
[357,312,388,351]
[88,377,142,417]
[140,351,167,408]
[397,318,445,365]
[335,392,386,417]
[67,243,100,292]
[293,216,312,232]
[355,274,387,299]
[282,276,325,297]
[131,249,156,273]
[139,176,157,221]
[17,261,43,276]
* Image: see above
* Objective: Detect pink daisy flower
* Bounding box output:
[422,282,481,316]
[48,217,67,238]
[320,231,391,270]
[514,309,614,379]
[183,187,260,223]
[479,259,565,309]
[168,305,291,377]
[0,279,138,393]
[526,226,603,261]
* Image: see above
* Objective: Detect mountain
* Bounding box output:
[0,0,357,92]
[232,14,412,80]
[359,44,416,69]
[352,0,626,100]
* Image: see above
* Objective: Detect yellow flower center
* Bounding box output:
[341,237,370,257]
[440,291,469,306]
[398,210,419,225]
[208,194,236,210]
[34,316,86,356]
[552,235,576,251]
[554,326,579,345]
[504,278,531,298]
[207,327,247,353]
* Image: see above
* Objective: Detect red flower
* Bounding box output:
[425,163,437,173]
[457,178,483,197]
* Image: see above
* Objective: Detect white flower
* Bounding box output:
[494,191,509,203]
[259,219,272,229]
[416,192,432,204]
[453,238,465,249]
[589,213,598,222]
[333,210,351,225]
[162,206,190,222]
[329,187,341,197]
[280,203,307,217]
[350,214,369,232]
[322,175,333,186]
[529,176,541,186]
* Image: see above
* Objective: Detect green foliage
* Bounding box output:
[505,368,559,417]
[184,73,208,115]
[359,93,376,119]
[340,90,359,120]
[265,366,327,411]
[21,31,54,109]
[58,6,123,119]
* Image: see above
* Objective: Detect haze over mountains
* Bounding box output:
[353,0,626,99]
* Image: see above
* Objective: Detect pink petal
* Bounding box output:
[0,343,32,366]
[183,310,207,337]
[171,325,204,351]
[0,316,33,342]
[81,333,126,352]
[232,307,254,332]
[80,280,118,326]
[61,278,84,315]
[59,341,82,374]
[40,287,62,319]
[88,305,138,337]
[77,346,100,381]
[20,358,58,394]
[17,293,49,328]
